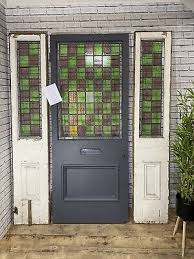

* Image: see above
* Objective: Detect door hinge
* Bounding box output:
[13,206,18,215]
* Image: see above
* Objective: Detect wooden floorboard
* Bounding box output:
[1,209,194,258]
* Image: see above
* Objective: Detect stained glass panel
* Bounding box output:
[57,42,122,138]
[17,42,41,137]
[140,40,164,137]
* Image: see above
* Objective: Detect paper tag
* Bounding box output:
[42,83,62,106]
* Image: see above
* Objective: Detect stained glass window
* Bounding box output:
[139,40,164,137]
[57,42,122,139]
[17,42,41,137]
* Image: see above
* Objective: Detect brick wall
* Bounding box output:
[5,1,194,207]
[0,3,12,239]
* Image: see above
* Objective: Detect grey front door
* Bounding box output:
[51,34,129,223]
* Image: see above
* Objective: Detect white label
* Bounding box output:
[43,83,62,106]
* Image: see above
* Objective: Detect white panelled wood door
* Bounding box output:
[134,32,171,223]
[10,34,48,224]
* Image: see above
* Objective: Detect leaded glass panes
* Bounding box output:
[57,42,122,139]
[139,40,164,137]
[17,42,41,137]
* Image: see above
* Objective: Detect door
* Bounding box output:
[51,34,129,223]
[10,34,49,224]
[134,32,171,223]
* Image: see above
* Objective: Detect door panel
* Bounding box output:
[62,165,118,200]
[134,32,171,223]
[10,34,48,224]
[51,34,129,223]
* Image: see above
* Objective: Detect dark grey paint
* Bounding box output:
[51,34,129,223]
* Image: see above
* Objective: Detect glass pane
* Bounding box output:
[57,42,122,139]
[139,40,164,137]
[17,42,41,137]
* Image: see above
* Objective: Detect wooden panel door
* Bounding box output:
[10,34,49,224]
[134,32,171,223]
[51,34,129,223]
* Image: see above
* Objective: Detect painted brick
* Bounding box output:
[0,3,11,240]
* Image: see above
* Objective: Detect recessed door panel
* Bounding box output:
[63,165,119,200]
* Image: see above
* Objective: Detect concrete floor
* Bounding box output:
[1,210,194,259]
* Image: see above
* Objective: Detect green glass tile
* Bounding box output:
[63,92,68,102]
[152,66,162,78]
[21,102,29,113]
[152,89,161,101]
[59,44,68,56]
[85,56,93,67]
[141,124,151,135]
[111,44,120,55]
[152,113,161,123]
[94,43,102,55]
[77,68,85,79]
[153,42,162,53]
[94,68,102,79]
[94,92,102,102]
[103,56,111,67]
[86,103,94,114]
[112,68,120,79]
[21,125,30,136]
[95,115,102,126]
[29,67,39,74]
[31,113,40,124]
[29,67,39,79]
[77,92,85,102]
[20,79,29,90]
[103,103,111,114]
[69,103,77,114]
[62,115,69,125]
[112,114,120,126]
[68,57,76,68]
[69,80,77,91]
[103,80,111,90]
[30,90,39,101]
[59,68,68,79]
[77,43,85,55]
[142,54,153,65]
[86,80,94,91]
[19,56,29,67]
[86,126,94,136]
[142,101,151,112]
[142,78,152,89]
[103,126,111,136]
[29,43,39,55]
[78,115,85,125]
[112,92,120,102]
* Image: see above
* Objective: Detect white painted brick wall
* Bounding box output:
[5,1,194,209]
[0,3,12,240]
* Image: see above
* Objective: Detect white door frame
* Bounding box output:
[134,32,171,223]
[10,34,49,224]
